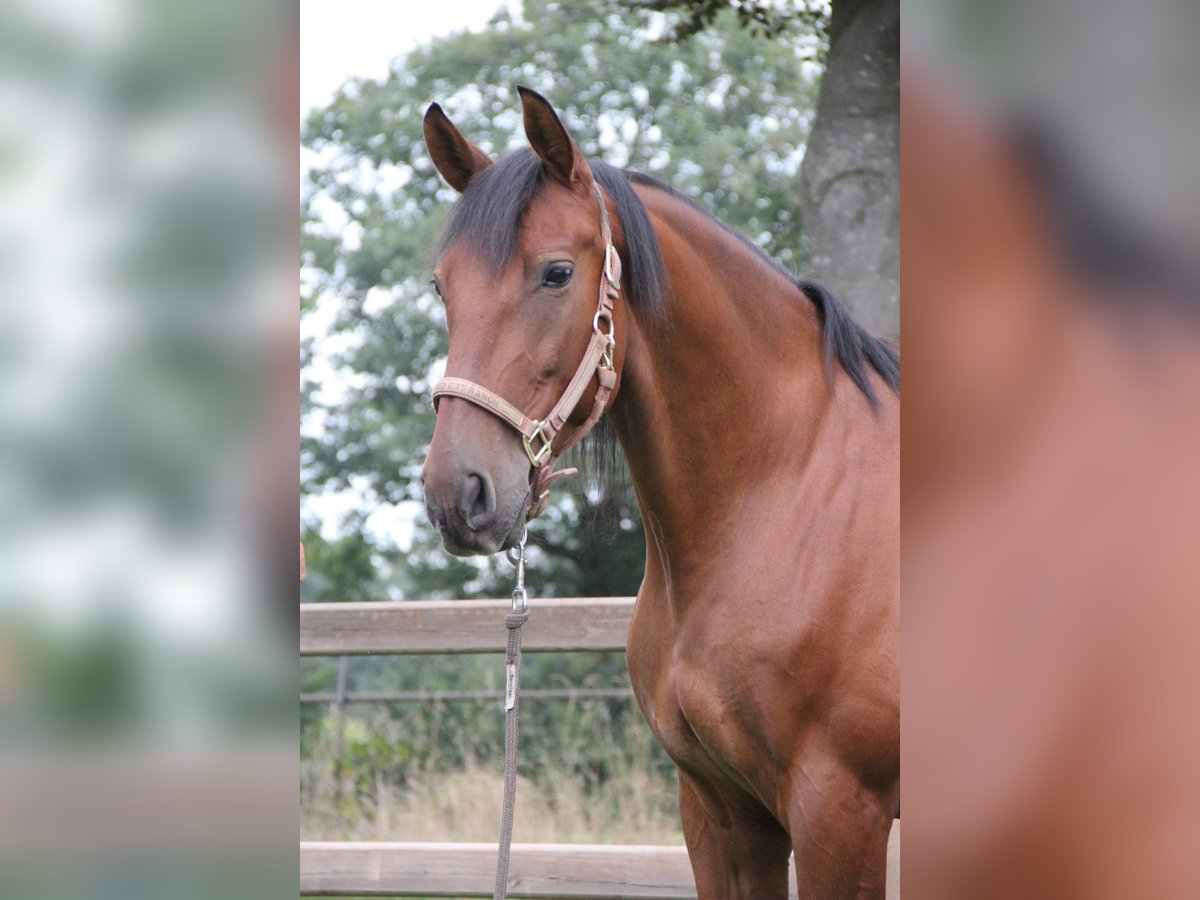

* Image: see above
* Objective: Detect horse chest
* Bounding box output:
[641,659,756,784]
[628,600,788,787]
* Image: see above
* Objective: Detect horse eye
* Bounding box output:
[431,278,443,300]
[541,264,574,288]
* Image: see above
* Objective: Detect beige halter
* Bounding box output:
[431,182,621,520]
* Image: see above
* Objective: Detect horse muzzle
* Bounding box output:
[421,449,528,557]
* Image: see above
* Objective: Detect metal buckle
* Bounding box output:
[507,526,528,613]
[604,244,620,288]
[522,421,552,468]
[593,311,615,370]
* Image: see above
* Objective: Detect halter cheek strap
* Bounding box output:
[431,182,622,520]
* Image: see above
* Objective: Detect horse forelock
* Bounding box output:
[433,150,670,325]
[433,149,547,273]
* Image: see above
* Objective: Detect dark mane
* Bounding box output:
[433,149,899,489]
[436,150,897,496]
[437,156,899,407]
[624,170,900,406]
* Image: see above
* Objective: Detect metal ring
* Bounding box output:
[511,587,528,613]
[593,310,613,337]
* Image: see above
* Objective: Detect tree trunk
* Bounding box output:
[800,0,899,337]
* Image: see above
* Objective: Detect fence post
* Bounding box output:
[333,655,350,804]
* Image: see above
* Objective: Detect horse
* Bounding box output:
[420,86,900,899]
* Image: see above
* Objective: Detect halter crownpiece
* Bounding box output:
[431,182,622,521]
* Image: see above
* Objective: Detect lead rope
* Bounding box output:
[494,526,530,900]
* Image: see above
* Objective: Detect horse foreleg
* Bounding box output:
[786,760,896,899]
[678,770,793,900]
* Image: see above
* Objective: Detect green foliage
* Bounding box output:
[628,0,830,42]
[307,650,659,785]
[300,651,681,843]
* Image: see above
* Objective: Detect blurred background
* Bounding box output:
[903,1,1200,896]
[0,0,297,897]
[300,0,900,854]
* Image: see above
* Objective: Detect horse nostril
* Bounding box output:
[462,472,496,531]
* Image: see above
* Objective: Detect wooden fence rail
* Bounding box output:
[301,841,705,898]
[300,597,636,655]
[300,834,900,898]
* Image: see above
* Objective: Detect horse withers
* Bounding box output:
[420,87,899,899]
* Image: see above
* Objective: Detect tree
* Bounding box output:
[627,0,900,336]
[799,0,898,336]
[635,0,828,41]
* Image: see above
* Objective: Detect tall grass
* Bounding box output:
[300,692,682,845]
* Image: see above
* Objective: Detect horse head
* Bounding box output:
[421,88,627,555]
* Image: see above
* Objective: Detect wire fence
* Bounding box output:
[302,684,636,705]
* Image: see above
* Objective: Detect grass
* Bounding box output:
[302,760,683,845]
[300,697,683,846]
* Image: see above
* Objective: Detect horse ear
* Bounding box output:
[517,85,593,192]
[423,103,493,193]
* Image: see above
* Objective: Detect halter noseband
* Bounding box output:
[431,182,621,521]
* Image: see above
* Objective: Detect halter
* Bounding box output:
[431,182,621,521]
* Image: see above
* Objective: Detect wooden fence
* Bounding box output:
[299,598,900,898]
[300,597,636,656]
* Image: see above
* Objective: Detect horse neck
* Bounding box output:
[607,187,837,558]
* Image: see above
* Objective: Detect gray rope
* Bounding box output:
[493,608,530,900]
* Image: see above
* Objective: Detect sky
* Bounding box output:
[300,1,520,548]
[299,0,517,116]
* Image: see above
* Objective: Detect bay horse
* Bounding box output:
[420,87,899,898]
